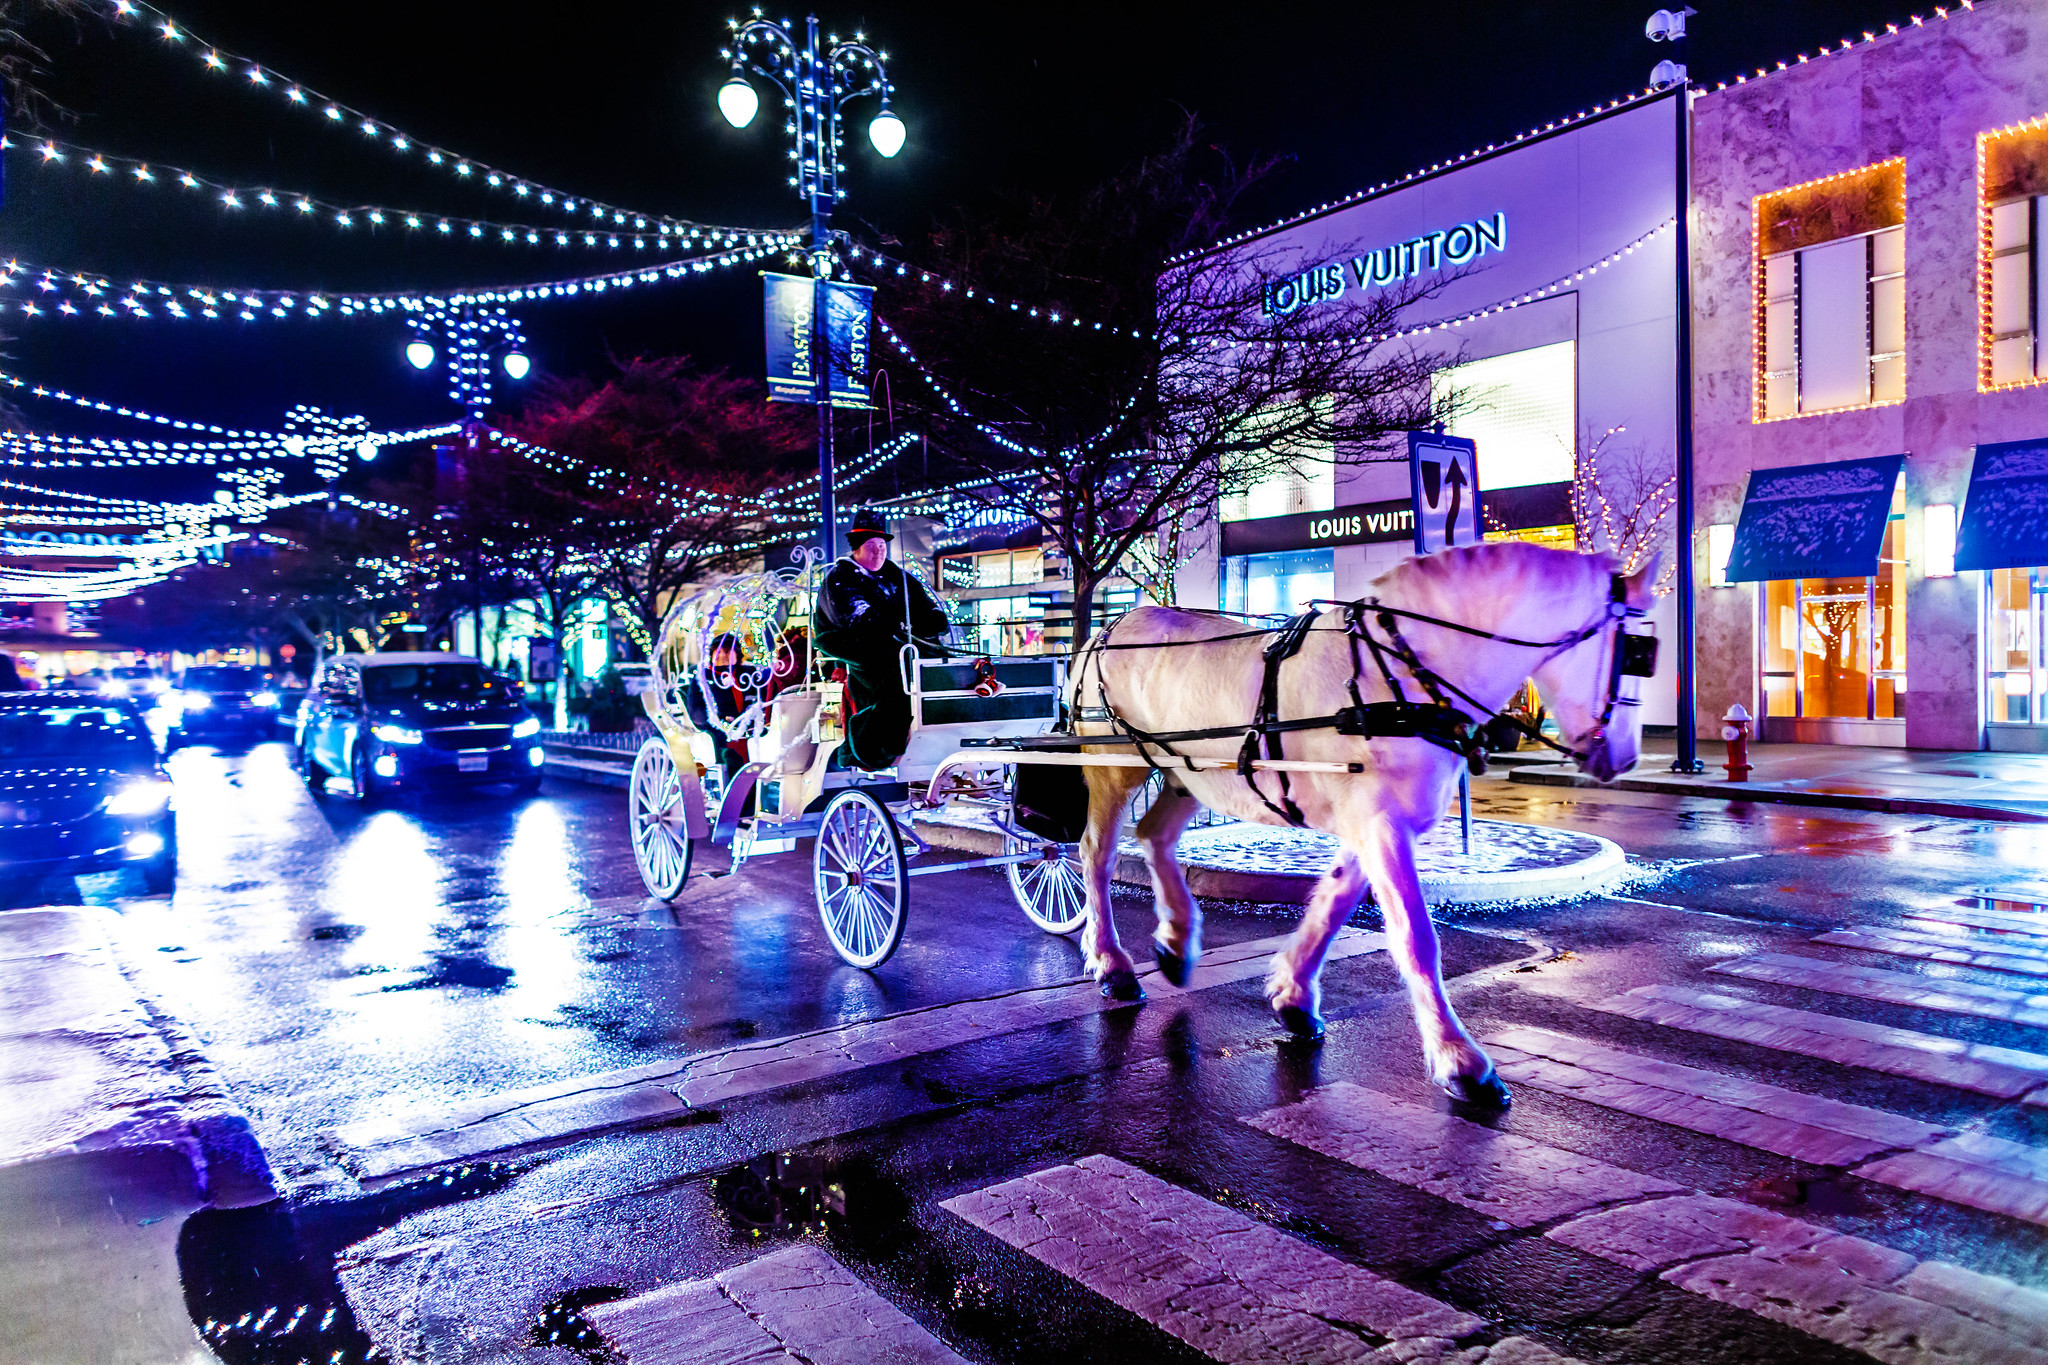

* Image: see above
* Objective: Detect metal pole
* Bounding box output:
[1459,766,1472,856]
[806,16,837,565]
[1670,77,1704,773]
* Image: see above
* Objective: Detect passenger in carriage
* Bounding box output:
[813,509,952,770]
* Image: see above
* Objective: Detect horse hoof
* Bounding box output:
[1441,1068,1512,1108]
[1100,968,1146,1003]
[1153,939,1196,988]
[1276,1005,1326,1041]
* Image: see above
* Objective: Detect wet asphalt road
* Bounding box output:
[40,738,2048,1364]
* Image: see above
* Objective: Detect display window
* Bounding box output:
[1758,515,1906,720]
[1222,549,1334,618]
[1988,566,2047,722]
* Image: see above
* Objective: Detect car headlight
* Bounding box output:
[180,692,210,711]
[372,723,423,745]
[252,691,280,708]
[106,778,173,816]
[512,716,541,739]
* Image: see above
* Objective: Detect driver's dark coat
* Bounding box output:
[812,558,950,669]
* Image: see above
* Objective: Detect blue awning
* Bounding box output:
[1724,454,1904,583]
[1956,438,2048,572]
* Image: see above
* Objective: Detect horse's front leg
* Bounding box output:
[1079,766,1143,1001]
[1358,820,1510,1107]
[1264,848,1366,1039]
[1135,780,1203,986]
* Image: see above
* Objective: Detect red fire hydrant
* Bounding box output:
[1721,703,1753,782]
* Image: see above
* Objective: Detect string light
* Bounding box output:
[0,239,797,322]
[1169,87,1675,266]
[0,421,461,469]
[0,368,270,435]
[3,135,766,253]
[106,0,699,235]
[1748,161,1906,423]
[843,240,1151,339]
[1708,3,1975,92]
[1978,115,2048,393]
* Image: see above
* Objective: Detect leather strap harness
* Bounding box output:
[1071,574,1659,827]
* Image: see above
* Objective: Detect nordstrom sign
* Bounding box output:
[1261,212,1508,317]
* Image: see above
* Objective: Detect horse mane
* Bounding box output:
[1369,542,1618,635]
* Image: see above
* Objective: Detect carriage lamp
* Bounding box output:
[1924,503,1957,578]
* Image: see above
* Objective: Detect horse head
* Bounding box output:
[1531,552,1662,782]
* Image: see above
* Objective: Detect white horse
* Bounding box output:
[1068,542,1660,1106]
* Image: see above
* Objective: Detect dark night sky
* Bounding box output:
[9,0,1916,504]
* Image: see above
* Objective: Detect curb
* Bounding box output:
[1508,764,2048,824]
[915,816,1625,906]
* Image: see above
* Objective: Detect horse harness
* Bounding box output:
[1075,574,1660,828]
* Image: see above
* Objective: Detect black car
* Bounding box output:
[298,653,544,801]
[0,692,176,894]
[166,664,283,747]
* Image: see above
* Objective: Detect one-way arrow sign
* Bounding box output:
[1408,432,1482,555]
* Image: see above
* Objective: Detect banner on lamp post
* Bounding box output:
[762,273,873,408]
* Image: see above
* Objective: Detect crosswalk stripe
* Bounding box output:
[326,927,1386,1184]
[1486,1025,2048,1229]
[1482,1024,1945,1166]
[1906,904,2048,939]
[1250,1081,2048,1363]
[1859,1131,2048,1227]
[942,1154,1581,1363]
[1242,1081,1683,1226]
[1549,1194,2048,1364]
[1710,951,2048,1029]
[582,1243,966,1365]
[1585,983,2048,1099]
[1815,925,2048,978]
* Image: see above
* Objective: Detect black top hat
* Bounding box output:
[846,509,894,546]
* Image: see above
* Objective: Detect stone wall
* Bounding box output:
[1690,0,2048,749]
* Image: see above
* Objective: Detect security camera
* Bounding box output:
[1646,7,1693,41]
[1649,58,1688,88]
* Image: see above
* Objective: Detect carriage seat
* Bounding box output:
[912,659,1061,727]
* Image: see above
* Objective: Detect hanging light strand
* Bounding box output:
[7,133,767,252]
[0,238,796,322]
[842,239,1151,340]
[104,0,693,234]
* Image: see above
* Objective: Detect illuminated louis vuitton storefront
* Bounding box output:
[1178,91,1686,728]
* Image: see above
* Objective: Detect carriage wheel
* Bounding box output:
[1006,830,1088,934]
[813,789,908,969]
[629,739,694,901]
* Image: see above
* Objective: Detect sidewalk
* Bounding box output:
[1507,738,2048,823]
[0,907,276,1364]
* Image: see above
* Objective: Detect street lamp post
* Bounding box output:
[401,303,532,423]
[717,13,900,562]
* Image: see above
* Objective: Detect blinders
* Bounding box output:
[1590,571,1657,733]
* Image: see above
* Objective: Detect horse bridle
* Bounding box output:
[1569,572,1660,765]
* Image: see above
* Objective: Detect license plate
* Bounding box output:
[457,751,489,773]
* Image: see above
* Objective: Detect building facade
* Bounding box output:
[1690,0,2048,749]
[1172,93,1687,727]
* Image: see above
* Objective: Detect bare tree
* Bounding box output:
[1569,427,1679,592]
[508,356,813,652]
[860,117,1457,642]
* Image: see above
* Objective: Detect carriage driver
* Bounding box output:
[813,509,953,770]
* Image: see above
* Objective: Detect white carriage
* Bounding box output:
[626,558,1090,969]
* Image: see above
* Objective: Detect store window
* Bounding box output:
[1755,159,1906,420]
[1983,118,2048,389]
[1432,340,1576,489]
[935,546,1044,591]
[948,594,1046,657]
[1759,507,1906,720]
[1220,401,1335,523]
[1222,548,1334,618]
[1988,567,2048,722]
